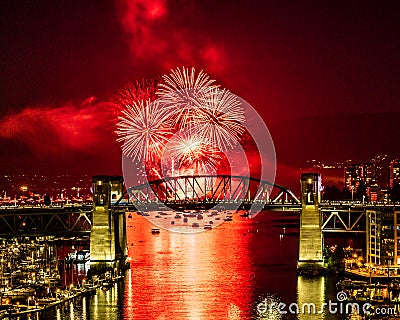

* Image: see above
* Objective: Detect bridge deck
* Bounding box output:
[0,202,398,236]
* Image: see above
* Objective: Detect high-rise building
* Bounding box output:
[363,162,376,187]
[344,164,363,192]
[390,159,400,189]
[372,154,389,188]
[367,210,400,265]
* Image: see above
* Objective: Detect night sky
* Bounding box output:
[1,1,400,188]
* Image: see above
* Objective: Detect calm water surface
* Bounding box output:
[54,211,348,320]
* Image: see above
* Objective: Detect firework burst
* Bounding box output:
[116,67,245,174]
[110,78,159,127]
[157,66,217,96]
[115,99,173,162]
[165,131,221,174]
[156,67,219,128]
[195,88,245,151]
[114,78,159,108]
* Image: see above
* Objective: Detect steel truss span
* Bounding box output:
[119,175,300,209]
[0,206,92,236]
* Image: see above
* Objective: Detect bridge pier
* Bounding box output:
[90,176,127,272]
[297,173,325,275]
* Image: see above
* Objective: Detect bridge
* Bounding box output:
[119,174,301,210]
[0,174,300,237]
[0,200,383,235]
[0,205,92,236]
[1,174,399,273]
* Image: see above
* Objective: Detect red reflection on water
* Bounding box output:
[123,214,255,319]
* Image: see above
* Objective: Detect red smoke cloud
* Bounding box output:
[0,97,116,158]
[116,0,228,73]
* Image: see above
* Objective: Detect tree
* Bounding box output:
[44,193,51,206]
[390,184,400,202]
[323,185,342,200]
[342,187,352,200]
[355,180,367,200]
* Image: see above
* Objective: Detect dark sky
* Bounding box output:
[1,0,400,187]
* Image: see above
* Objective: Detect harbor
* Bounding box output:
[0,237,124,319]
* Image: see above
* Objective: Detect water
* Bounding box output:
[53,211,350,320]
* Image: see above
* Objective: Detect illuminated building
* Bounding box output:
[372,154,389,188]
[390,159,400,189]
[367,210,400,265]
[367,185,381,203]
[363,162,376,187]
[344,164,363,192]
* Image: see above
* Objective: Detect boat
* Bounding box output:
[36,297,58,306]
[151,228,160,234]
[204,224,212,230]
[3,287,36,299]
[101,280,113,290]
[209,221,214,224]
[224,216,233,221]
[215,217,221,220]
[183,212,197,218]
[192,223,200,228]
[174,214,182,219]
[81,286,97,296]
[197,214,203,220]
[74,250,90,264]
[336,279,368,291]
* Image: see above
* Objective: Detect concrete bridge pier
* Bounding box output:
[90,175,127,272]
[297,173,325,275]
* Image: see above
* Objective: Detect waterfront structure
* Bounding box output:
[297,173,324,273]
[90,176,127,269]
[366,209,400,265]
[390,159,400,189]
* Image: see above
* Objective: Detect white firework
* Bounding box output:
[115,100,173,162]
[195,88,245,151]
[165,131,221,173]
[157,66,217,95]
[156,67,219,128]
